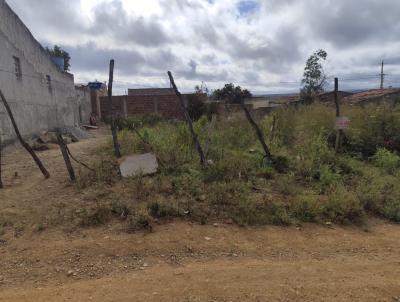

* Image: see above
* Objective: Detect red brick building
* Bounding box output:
[100,88,206,120]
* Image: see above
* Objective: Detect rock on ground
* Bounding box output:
[119,154,159,177]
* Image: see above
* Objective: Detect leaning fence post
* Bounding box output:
[334,78,343,153]
[0,90,50,179]
[56,130,76,182]
[0,135,3,189]
[240,99,272,160]
[167,71,207,168]
[108,59,121,158]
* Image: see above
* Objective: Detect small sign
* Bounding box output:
[335,117,350,130]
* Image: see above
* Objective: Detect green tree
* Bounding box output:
[194,82,209,95]
[46,45,71,71]
[301,49,328,104]
[187,84,208,120]
[212,83,252,104]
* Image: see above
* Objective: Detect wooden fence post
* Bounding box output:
[108,60,121,158]
[240,100,272,160]
[56,130,75,182]
[0,90,50,179]
[167,71,207,168]
[334,78,343,153]
[0,135,3,189]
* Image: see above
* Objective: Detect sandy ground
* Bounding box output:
[0,129,400,302]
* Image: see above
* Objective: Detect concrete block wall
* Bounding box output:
[75,86,92,124]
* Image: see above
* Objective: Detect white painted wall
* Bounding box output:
[0,0,87,143]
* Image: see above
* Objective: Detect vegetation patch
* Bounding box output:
[71,103,400,232]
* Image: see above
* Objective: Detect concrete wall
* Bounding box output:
[75,86,92,124]
[90,86,107,119]
[0,0,83,143]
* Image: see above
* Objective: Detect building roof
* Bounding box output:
[342,89,400,104]
[128,88,175,96]
[317,91,352,97]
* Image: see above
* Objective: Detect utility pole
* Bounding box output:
[380,60,384,89]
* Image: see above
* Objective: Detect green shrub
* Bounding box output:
[344,104,400,156]
[357,171,400,222]
[76,156,120,189]
[127,208,153,232]
[80,206,112,227]
[116,113,163,130]
[275,174,299,196]
[187,94,206,121]
[316,164,342,193]
[202,151,261,182]
[322,186,365,224]
[148,200,182,219]
[233,198,292,226]
[372,148,400,175]
[207,181,249,211]
[257,165,275,179]
[290,195,320,222]
[267,103,335,148]
[110,200,130,218]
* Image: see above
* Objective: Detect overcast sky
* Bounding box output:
[6,0,400,94]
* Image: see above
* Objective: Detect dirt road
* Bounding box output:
[0,130,400,301]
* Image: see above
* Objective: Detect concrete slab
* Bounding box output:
[120,154,158,178]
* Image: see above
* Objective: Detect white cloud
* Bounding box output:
[5,0,400,94]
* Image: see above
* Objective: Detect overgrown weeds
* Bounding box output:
[68,102,400,232]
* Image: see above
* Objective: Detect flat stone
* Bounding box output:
[37,132,58,144]
[119,154,158,178]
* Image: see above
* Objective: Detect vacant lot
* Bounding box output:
[0,129,400,301]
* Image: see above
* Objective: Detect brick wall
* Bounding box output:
[100,94,184,120]
[215,103,253,118]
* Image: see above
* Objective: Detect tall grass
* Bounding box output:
[82,103,400,230]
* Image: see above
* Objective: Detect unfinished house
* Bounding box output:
[100,88,206,120]
[0,0,89,143]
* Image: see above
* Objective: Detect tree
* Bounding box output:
[212,83,252,104]
[301,49,327,103]
[194,81,209,95]
[187,84,207,120]
[46,45,71,71]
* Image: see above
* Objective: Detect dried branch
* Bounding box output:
[65,145,95,172]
